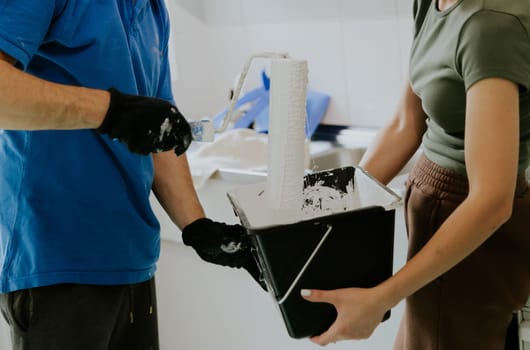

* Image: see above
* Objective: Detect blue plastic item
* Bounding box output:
[213,70,330,138]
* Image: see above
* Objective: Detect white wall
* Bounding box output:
[168,0,414,128]
[165,0,214,120]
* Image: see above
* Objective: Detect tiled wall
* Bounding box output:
[167,0,414,128]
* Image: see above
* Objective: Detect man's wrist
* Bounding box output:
[76,87,110,129]
[182,215,207,230]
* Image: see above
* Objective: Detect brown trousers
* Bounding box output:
[394,155,530,350]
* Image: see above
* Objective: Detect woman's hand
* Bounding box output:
[301,287,391,346]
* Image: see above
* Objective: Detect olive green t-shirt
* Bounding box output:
[410,0,530,175]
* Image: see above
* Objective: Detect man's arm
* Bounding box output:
[0,50,191,155]
[151,151,205,229]
[152,150,267,290]
[0,51,108,130]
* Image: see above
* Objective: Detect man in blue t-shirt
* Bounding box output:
[0,1,263,349]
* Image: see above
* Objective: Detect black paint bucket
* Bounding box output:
[227,166,400,338]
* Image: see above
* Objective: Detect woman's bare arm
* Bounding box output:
[304,78,520,345]
[377,77,520,309]
[359,81,427,185]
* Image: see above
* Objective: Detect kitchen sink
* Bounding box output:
[308,146,419,174]
[308,147,366,172]
[307,146,421,193]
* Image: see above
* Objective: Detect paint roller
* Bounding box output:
[189,52,289,142]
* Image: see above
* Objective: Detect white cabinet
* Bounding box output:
[0,316,9,350]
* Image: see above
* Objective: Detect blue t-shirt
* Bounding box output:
[0,0,174,292]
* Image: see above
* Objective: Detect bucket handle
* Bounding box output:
[277,224,333,305]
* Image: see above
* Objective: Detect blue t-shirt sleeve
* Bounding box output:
[157,53,176,104]
[0,0,65,69]
[155,1,175,104]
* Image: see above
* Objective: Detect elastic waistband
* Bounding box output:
[410,154,528,197]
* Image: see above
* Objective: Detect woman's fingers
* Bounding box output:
[301,287,384,345]
[300,289,337,304]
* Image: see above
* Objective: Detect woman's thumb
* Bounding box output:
[301,289,334,304]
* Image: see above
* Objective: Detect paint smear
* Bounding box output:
[159,118,172,142]
[301,179,357,219]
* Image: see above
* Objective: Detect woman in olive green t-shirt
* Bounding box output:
[302,1,530,349]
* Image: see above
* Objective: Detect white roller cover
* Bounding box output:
[265,59,308,224]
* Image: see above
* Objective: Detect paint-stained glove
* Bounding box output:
[97,88,192,155]
[182,218,267,291]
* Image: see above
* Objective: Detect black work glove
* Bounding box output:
[97,88,192,155]
[182,218,267,291]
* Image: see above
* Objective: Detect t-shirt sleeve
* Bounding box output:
[155,2,175,104]
[456,10,530,91]
[0,0,64,69]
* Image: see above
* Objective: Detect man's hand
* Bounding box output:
[97,88,192,155]
[182,218,267,291]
